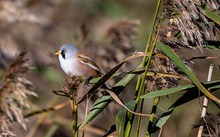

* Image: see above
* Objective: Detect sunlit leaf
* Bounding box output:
[78,52,164,104]
[203,6,220,25]
[149,80,220,133]
[78,74,137,129]
[77,62,124,104]
[106,89,155,117]
[156,42,220,104]
[116,101,135,137]
[141,80,220,98]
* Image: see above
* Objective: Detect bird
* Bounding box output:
[55,44,102,81]
[55,44,111,104]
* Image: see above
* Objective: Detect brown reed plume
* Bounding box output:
[160,0,219,49]
[194,113,220,136]
[147,0,219,91]
[146,50,181,90]
[202,113,220,137]
[0,52,37,136]
[52,76,81,99]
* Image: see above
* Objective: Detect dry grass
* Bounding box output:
[0,52,37,136]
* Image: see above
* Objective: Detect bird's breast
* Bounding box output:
[58,55,97,78]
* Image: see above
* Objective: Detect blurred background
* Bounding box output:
[0,0,219,137]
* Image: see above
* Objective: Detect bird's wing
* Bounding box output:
[78,55,102,74]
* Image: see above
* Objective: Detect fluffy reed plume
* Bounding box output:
[147,50,181,91]
[203,113,220,136]
[0,0,48,25]
[53,76,81,99]
[194,113,220,136]
[102,20,139,70]
[160,0,219,49]
[147,0,219,90]
[0,52,37,136]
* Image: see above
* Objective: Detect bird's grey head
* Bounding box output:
[59,44,78,59]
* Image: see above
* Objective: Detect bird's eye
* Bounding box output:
[61,50,66,59]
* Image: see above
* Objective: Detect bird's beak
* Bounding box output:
[55,51,61,55]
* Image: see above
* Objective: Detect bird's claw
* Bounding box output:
[84,76,93,86]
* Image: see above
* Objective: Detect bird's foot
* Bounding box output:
[84,76,93,86]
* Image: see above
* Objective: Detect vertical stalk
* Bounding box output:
[145,19,163,135]
[147,96,159,136]
[138,10,163,137]
[72,94,78,137]
[197,64,214,137]
[125,0,162,137]
[135,0,162,108]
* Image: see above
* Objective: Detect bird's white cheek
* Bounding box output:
[58,55,71,74]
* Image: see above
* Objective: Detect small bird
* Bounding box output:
[55,44,102,80]
[55,44,110,103]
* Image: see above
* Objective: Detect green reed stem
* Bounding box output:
[146,97,159,136]
[136,1,162,136]
[145,14,164,137]
[72,94,78,137]
[125,0,162,137]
